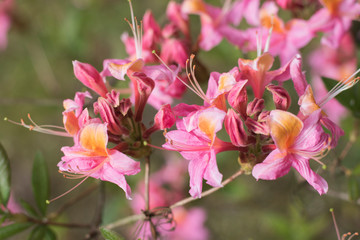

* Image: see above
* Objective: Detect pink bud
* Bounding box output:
[73,60,108,97]
[119,98,132,116]
[155,104,176,129]
[106,90,121,107]
[94,98,128,136]
[266,84,291,110]
[225,109,248,146]
[129,72,155,122]
[160,38,189,68]
[245,117,269,135]
[227,80,248,118]
[246,98,265,118]
[143,104,175,138]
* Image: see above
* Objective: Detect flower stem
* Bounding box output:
[145,156,150,212]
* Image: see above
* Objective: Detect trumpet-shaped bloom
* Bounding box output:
[163,107,236,198]
[309,0,360,48]
[252,110,330,195]
[59,123,141,199]
[238,52,307,98]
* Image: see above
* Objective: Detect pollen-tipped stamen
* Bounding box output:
[5,114,71,137]
[319,69,360,107]
[152,51,211,104]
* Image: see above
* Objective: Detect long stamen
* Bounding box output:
[256,31,261,57]
[189,55,208,100]
[319,69,360,107]
[127,0,142,59]
[152,51,211,104]
[330,208,341,240]
[47,176,90,203]
[5,115,71,137]
[264,15,274,53]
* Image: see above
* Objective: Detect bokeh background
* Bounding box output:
[1,0,360,239]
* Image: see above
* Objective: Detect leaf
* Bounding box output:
[28,225,46,240]
[100,228,125,240]
[0,142,11,206]
[352,164,360,176]
[0,222,33,239]
[322,77,360,118]
[19,199,40,218]
[44,227,57,240]
[348,176,360,201]
[32,152,50,216]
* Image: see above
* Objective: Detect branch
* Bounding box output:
[103,168,244,229]
[170,168,244,209]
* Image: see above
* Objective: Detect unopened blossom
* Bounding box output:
[252,110,329,195]
[59,123,140,199]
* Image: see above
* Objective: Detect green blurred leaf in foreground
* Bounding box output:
[0,142,11,207]
[32,152,50,216]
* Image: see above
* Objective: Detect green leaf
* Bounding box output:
[32,152,50,216]
[348,176,360,201]
[322,77,360,118]
[100,228,124,240]
[0,222,33,239]
[28,225,46,240]
[19,199,40,218]
[44,227,57,240]
[352,164,360,176]
[0,142,11,206]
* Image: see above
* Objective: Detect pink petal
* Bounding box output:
[291,155,328,195]
[252,149,291,180]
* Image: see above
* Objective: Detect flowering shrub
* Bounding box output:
[1,0,360,239]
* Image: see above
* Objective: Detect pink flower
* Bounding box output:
[163,107,238,198]
[249,2,314,64]
[182,0,248,50]
[238,52,307,98]
[59,123,141,199]
[252,109,330,195]
[309,0,360,48]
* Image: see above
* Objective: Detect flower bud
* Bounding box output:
[73,61,108,97]
[224,109,247,147]
[266,84,291,110]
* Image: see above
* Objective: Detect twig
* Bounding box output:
[26,217,91,229]
[170,168,244,209]
[145,156,150,212]
[103,168,244,229]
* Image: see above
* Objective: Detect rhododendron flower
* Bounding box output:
[182,0,248,50]
[238,52,307,98]
[309,0,360,48]
[245,2,314,64]
[252,110,330,195]
[163,107,239,198]
[59,123,141,199]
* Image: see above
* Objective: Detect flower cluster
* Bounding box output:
[8,0,360,238]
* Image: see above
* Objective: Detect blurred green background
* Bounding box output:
[1,0,360,239]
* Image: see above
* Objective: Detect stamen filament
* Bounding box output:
[319,69,360,107]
